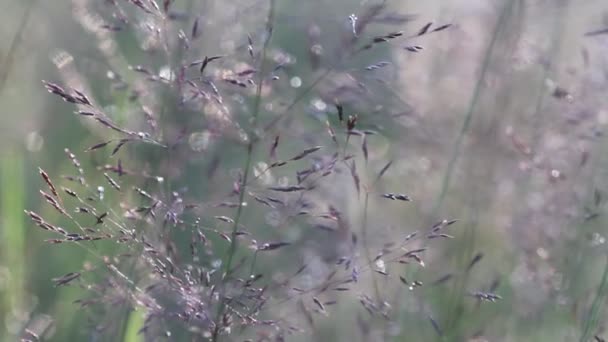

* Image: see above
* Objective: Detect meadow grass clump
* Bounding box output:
[23,0,505,341]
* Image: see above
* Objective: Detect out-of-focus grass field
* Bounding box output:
[2,0,608,341]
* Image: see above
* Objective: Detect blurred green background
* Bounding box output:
[2,0,608,341]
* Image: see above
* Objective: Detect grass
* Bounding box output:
[581,256,608,342]
[2,0,608,341]
[0,0,37,94]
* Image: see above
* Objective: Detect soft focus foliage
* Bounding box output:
[1,1,608,341]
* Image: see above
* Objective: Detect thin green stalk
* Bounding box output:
[580,255,608,342]
[117,0,197,336]
[211,2,275,340]
[431,0,515,215]
[430,2,515,340]
[0,0,37,95]
[443,221,477,339]
[123,310,145,342]
[361,192,381,302]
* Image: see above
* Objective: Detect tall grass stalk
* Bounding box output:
[436,1,516,339]
[431,0,516,215]
[581,256,608,342]
[0,0,37,94]
[212,2,276,340]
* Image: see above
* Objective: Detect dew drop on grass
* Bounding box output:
[189,131,211,152]
[26,131,44,152]
[591,232,606,246]
[311,98,327,111]
[158,65,174,81]
[254,162,273,185]
[290,76,302,88]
